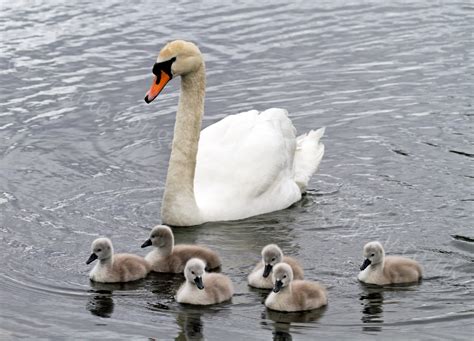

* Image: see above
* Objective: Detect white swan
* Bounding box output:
[358,241,423,285]
[145,40,325,226]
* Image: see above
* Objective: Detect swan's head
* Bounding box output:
[272,263,293,293]
[141,225,174,248]
[184,258,206,290]
[261,244,284,278]
[360,241,385,270]
[86,237,113,264]
[144,40,203,103]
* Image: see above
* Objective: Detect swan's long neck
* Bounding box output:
[161,63,206,226]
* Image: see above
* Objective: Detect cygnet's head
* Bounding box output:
[141,225,174,249]
[261,244,284,278]
[272,263,293,293]
[360,241,385,270]
[184,258,206,290]
[144,40,203,103]
[86,238,113,264]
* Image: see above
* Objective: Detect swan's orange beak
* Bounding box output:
[144,70,171,104]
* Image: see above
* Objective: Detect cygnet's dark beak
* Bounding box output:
[360,258,371,271]
[141,239,152,248]
[263,264,273,278]
[194,276,204,290]
[86,253,98,265]
[273,279,283,293]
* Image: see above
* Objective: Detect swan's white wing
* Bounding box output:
[194,108,302,222]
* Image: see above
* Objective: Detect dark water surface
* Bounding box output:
[1,0,473,339]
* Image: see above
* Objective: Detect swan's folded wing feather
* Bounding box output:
[195,108,301,221]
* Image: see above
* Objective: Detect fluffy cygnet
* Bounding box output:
[141,225,221,273]
[358,241,423,285]
[265,263,327,312]
[176,258,234,305]
[248,244,304,289]
[86,237,150,283]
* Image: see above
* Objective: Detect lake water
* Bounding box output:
[0,0,473,339]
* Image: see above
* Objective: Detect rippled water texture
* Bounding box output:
[1,0,473,339]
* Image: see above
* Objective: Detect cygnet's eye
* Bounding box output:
[283,275,287,279]
[271,258,276,262]
[191,271,195,275]
[371,253,375,257]
[97,248,102,252]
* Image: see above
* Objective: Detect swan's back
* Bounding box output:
[195,109,302,222]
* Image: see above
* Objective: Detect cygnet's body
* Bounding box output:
[176,258,234,305]
[141,225,221,273]
[265,263,327,312]
[86,238,150,283]
[248,244,304,289]
[358,241,423,285]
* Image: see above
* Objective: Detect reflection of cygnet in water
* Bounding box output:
[358,241,422,285]
[264,305,326,341]
[141,225,221,273]
[248,244,304,289]
[175,311,204,341]
[265,263,327,312]
[176,258,233,305]
[360,289,384,325]
[86,292,114,318]
[86,237,150,283]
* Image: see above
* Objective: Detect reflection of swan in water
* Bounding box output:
[262,307,326,341]
[359,285,384,332]
[173,208,305,271]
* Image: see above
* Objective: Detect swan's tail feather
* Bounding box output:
[293,127,325,192]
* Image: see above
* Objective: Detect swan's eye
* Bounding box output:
[371,253,375,257]
[97,248,102,252]
[271,258,276,262]
[191,271,195,275]
[283,275,287,279]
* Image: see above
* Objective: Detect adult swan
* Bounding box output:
[145,40,325,227]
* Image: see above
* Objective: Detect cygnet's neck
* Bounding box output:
[277,284,292,295]
[369,259,384,271]
[161,63,206,226]
[156,237,174,257]
[99,255,113,266]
